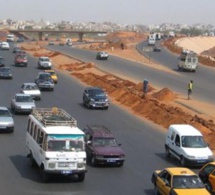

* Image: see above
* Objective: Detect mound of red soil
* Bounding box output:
[151,88,176,101]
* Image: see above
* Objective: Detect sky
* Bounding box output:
[1,0,215,25]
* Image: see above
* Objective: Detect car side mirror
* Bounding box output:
[118,143,122,146]
[87,141,92,145]
[175,142,180,147]
[165,182,170,187]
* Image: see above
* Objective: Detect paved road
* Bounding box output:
[0,44,178,195]
[47,43,215,105]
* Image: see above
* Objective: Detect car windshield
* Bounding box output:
[0,68,10,72]
[25,85,38,90]
[39,74,51,80]
[182,136,207,148]
[0,110,11,117]
[40,58,50,62]
[47,136,84,152]
[93,138,118,147]
[89,89,106,97]
[16,96,33,102]
[172,175,205,189]
[17,55,27,59]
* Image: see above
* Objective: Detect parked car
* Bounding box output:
[83,87,109,109]
[37,56,52,69]
[11,94,36,114]
[199,162,215,194]
[12,46,21,53]
[0,42,10,50]
[0,67,13,79]
[44,69,58,83]
[14,53,28,67]
[0,107,14,133]
[20,83,41,100]
[83,125,125,166]
[0,56,5,67]
[151,167,210,195]
[35,72,54,91]
[96,51,109,60]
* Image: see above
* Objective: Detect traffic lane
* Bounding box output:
[0,52,173,195]
[48,45,215,104]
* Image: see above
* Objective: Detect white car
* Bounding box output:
[0,107,14,133]
[20,83,41,100]
[11,94,36,114]
[38,56,52,69]
[96,51,109,60]
[0,42,10,50]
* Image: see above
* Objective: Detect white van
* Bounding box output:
[6,34,14,42]
[26,108,87,182]
[178,50,198,72]
[148,35,156,46]
[165,124,214,167]
[0,42,10,50]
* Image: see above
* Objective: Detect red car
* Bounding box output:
[14,53,28,67]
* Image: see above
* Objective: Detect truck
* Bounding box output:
[26,107,87,182]
[178,49,198,72]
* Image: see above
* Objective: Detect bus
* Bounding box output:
[26,108,87,182]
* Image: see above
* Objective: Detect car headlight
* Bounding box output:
[187,155,195,159]
[7,122,14,126]
[208,155,214,160]
[96,155,103,159]
[77,162,85,168]
[48,162,56,168]
[90,98,95,101]
[105,99,108,102]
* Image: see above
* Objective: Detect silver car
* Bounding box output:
[0,107,14,133]
[38,56,52,69]
[11,94,36,114]
[20,83,41,100]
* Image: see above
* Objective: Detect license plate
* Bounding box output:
[61,170,72,174]
[107,159,116,162]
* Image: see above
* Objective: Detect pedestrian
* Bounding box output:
[187,80,193,100]
[143,79,149,97]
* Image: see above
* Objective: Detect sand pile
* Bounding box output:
[151,87,177,101]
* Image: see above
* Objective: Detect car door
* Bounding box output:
[83,89,89,103]
[156,170,171,195]
[170,134,181,160]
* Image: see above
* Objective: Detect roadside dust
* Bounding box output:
[20,34,215,153]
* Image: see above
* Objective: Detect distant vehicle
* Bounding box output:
[0,107,14,133]
[6,34,14,42]
[13,46,21,53]
[0,67,13,79]
[17,37,24,42]
[48,41,54,45]
[20,83,41,100]
[153,46,161,52]
[35,72,54,91]
[38,56,52,69]
[0,56,5,67]
[14,53,28,67]
[83,87,109,109]
[26,108,87,182]
[11,93,36,114]
[199,161,215,193]
[151,167,210,195]
[0,42,10,50]
[44,69,58,83]
[169,31,175,37]
[96,51,109,60]
[66,38,72,46]
[83,125,125,167]
[178,50,198,72]
[148,34,156,46]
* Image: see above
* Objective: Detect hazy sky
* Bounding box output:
[1,0,214,25]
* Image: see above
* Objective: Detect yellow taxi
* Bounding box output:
[199,161,215,194]
[44,70,58,83]
[151,167,210,195]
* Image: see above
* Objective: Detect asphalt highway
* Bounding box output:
[0,44,177,195]
[47,43,215,105]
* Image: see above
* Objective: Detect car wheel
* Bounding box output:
[117,162,124,167]
[40,166,49,183]
[77,173,85,182]
[205,182,212,192]
[87,102,92,109]
[180,156,186,167]
[165,146,171,158]
[154,186,160,195]
[104,106,109,110]
[29,152,37,167]
[91,156,97,166]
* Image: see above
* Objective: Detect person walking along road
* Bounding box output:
[187,80,193,100]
